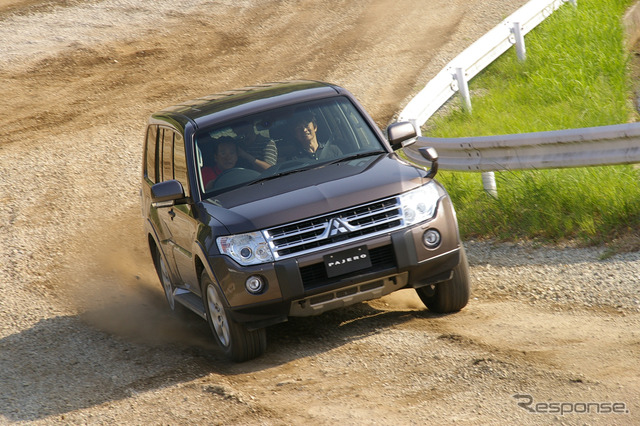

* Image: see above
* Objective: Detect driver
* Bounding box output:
[202,137,238,188]
[286,112,342,161]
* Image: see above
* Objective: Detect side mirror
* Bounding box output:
[151,180,185,207]
[387,121,417,150]
[419,147,439,179]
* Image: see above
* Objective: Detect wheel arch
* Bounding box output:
[145,221,163,274]
[192,241,226,303]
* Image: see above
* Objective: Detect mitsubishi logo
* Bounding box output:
[328,218,350,236]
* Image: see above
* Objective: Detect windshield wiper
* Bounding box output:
[326,150,386,165]
[248,151,386,186]
[247,166,312,186]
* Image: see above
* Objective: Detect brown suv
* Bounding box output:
[141,80,470,362]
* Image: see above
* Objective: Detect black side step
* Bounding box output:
[174,289,207,320]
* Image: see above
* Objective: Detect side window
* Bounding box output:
[144,125,158,184]
[162,129,174,181]
[173,132,190,197]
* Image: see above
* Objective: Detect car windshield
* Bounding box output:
[194,96,386,196]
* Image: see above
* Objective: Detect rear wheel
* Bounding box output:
[153,247,177,311]
[201,271,267,362]
[416,246,470,313]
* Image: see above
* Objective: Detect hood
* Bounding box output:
[202,153,425,233]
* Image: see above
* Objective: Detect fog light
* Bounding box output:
[423,229,441,248]
[245,275,266,294]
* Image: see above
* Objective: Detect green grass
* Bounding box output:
[425,0,640,245]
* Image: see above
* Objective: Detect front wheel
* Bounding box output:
[416,246,471,313]
[201,272,267,362]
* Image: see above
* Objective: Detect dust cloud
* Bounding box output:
[59,207,215,350]
[377,288,426,310]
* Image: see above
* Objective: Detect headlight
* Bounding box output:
[399,182,440,226]
[216,232,274,265]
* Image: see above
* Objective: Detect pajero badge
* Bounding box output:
[323,245,372,278]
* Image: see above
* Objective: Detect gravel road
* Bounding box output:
[1,0,638,424]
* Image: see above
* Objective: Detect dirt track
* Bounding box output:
[1,0,639,424]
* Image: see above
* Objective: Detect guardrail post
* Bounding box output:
[482,171,498,198]
[410,118,422,136]
[455,67,472,113]
[512,22,526,61]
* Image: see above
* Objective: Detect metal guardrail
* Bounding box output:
[398,0,577,127]
[404,123,640,171]
[396,0,640,196]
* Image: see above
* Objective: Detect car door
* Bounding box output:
[156,128,200,290]
[142,124,176,277]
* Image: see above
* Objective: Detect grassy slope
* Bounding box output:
[425,0,640,246]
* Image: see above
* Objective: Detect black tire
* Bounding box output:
[201,271,267,362]
[153,246,179,311]
[416,246,471,313]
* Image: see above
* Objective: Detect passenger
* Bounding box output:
[232,120,277,171]
[202,137,238,188]
[287,112,342,161]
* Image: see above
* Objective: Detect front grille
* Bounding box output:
[300,244,397,290]
[265,196,403,259]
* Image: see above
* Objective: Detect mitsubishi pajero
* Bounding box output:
[141,80,470,362]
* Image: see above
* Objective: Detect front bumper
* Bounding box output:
[209,195,462,329]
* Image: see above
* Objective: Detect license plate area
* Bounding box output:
[324,246,372,278]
